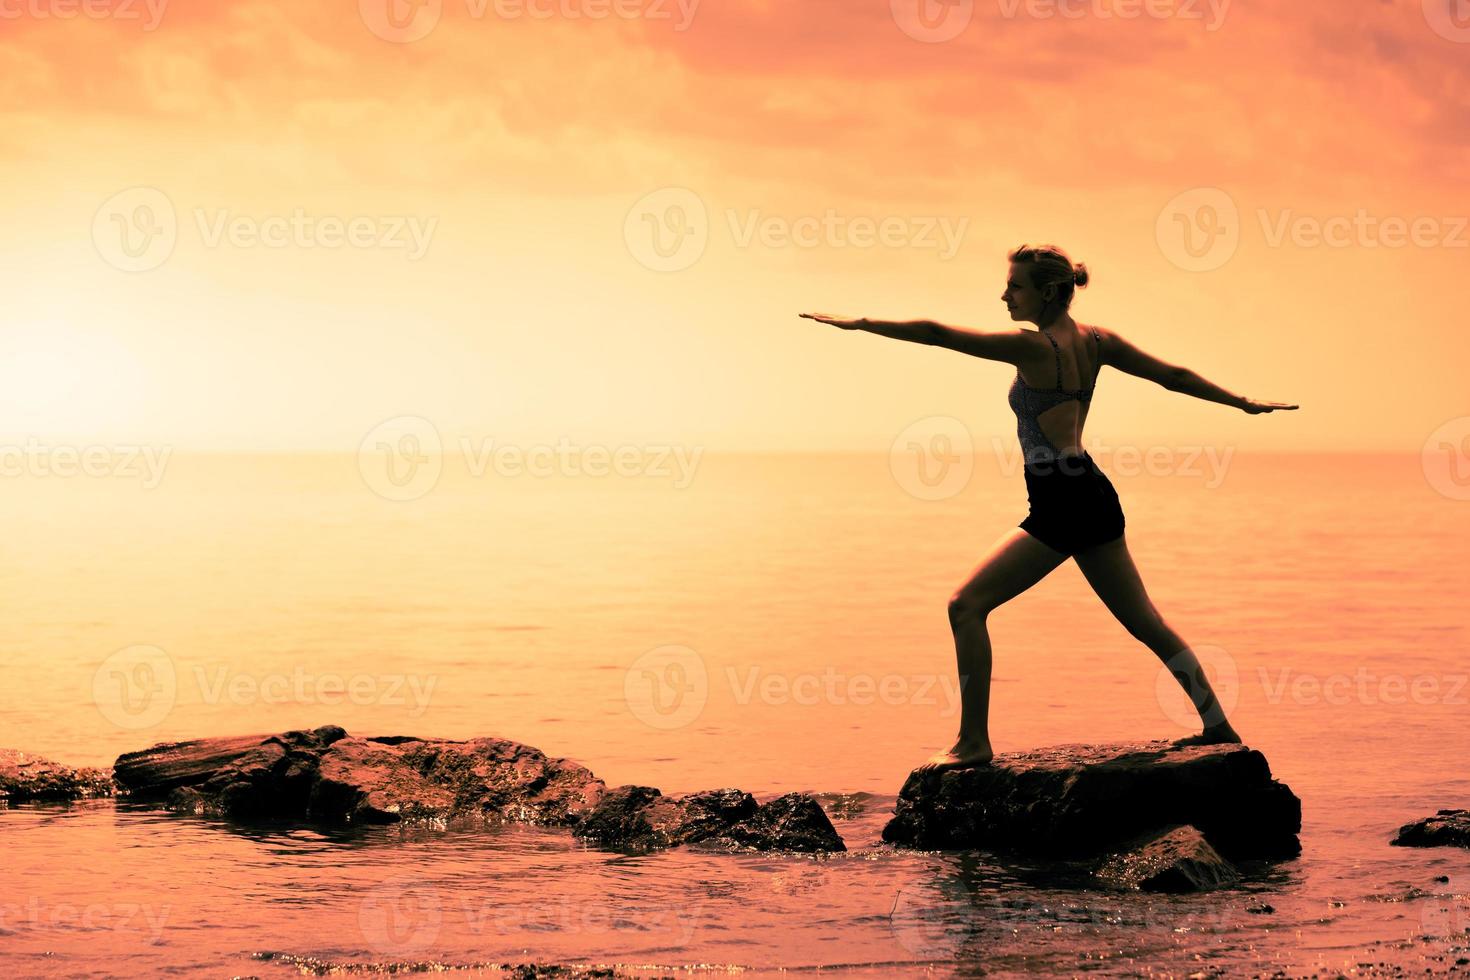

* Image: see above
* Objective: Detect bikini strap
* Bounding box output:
[1089,327,1103,385]
[1040,330,1064,391]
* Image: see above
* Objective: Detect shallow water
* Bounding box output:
[3,451,1468,976]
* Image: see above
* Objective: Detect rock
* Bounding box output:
[574,785,846,853]
[309,735,607,826]
[710,792,848,853]
[0,748,114,803]
[1391,809,1470,849]
[112,726,606,826]
[882,740,1301,861]
[112,726,845,854]
[1090,824,1241,893]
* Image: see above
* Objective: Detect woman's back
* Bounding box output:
[1008,322,1103,461]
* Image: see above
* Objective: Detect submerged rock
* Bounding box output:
[0,748,114,803]
[112,725,606,826]
[882,740,1301,862]
[1391,809,1470,849]
[1090,824,1241,893]
[573,784,846,853]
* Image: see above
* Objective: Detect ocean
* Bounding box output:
[2,450,1467,976]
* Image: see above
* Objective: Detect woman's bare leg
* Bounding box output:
[916,527,1069,772]
[1072,533,1242,744]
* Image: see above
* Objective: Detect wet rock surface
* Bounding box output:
[112,725,606,826]
[573,785,846,853]
[104,725,846,854]
[1090,824,1242,893]
[0,748,114,803]
[1391,809,1470,849]
[883,739,1302,863]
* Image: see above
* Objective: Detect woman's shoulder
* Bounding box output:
[1078,322,1114,367]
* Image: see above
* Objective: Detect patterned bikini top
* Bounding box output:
[1007,326,1103,464]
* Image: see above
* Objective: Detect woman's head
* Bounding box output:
[1002,244,1089,324]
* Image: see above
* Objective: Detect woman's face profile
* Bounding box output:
[1002,261,1049,323]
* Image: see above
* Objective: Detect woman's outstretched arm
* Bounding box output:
[799,313,1032,364]
[1100,326,1299,414]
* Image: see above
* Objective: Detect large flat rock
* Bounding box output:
[0,748,114,804]
[112,725,606,826]
[882,740,1301,861]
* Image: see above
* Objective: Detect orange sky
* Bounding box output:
[0,0,1465,452]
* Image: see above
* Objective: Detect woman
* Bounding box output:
[800,244,1298,772]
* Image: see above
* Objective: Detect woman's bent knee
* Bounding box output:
[948,592,993,625]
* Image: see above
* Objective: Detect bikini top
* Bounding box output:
[1007,326,1103,463]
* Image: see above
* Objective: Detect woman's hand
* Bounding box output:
[799,312,867,330]
[1241,398,1299,414]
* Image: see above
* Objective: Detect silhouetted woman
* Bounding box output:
[800,243,1298,771]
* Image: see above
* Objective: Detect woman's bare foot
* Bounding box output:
[1171,722,1243,748]
[915,737,994,773]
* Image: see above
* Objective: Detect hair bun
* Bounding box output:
[1072,263,1090,288]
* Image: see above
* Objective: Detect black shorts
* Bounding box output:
[1018,451,1126,557]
